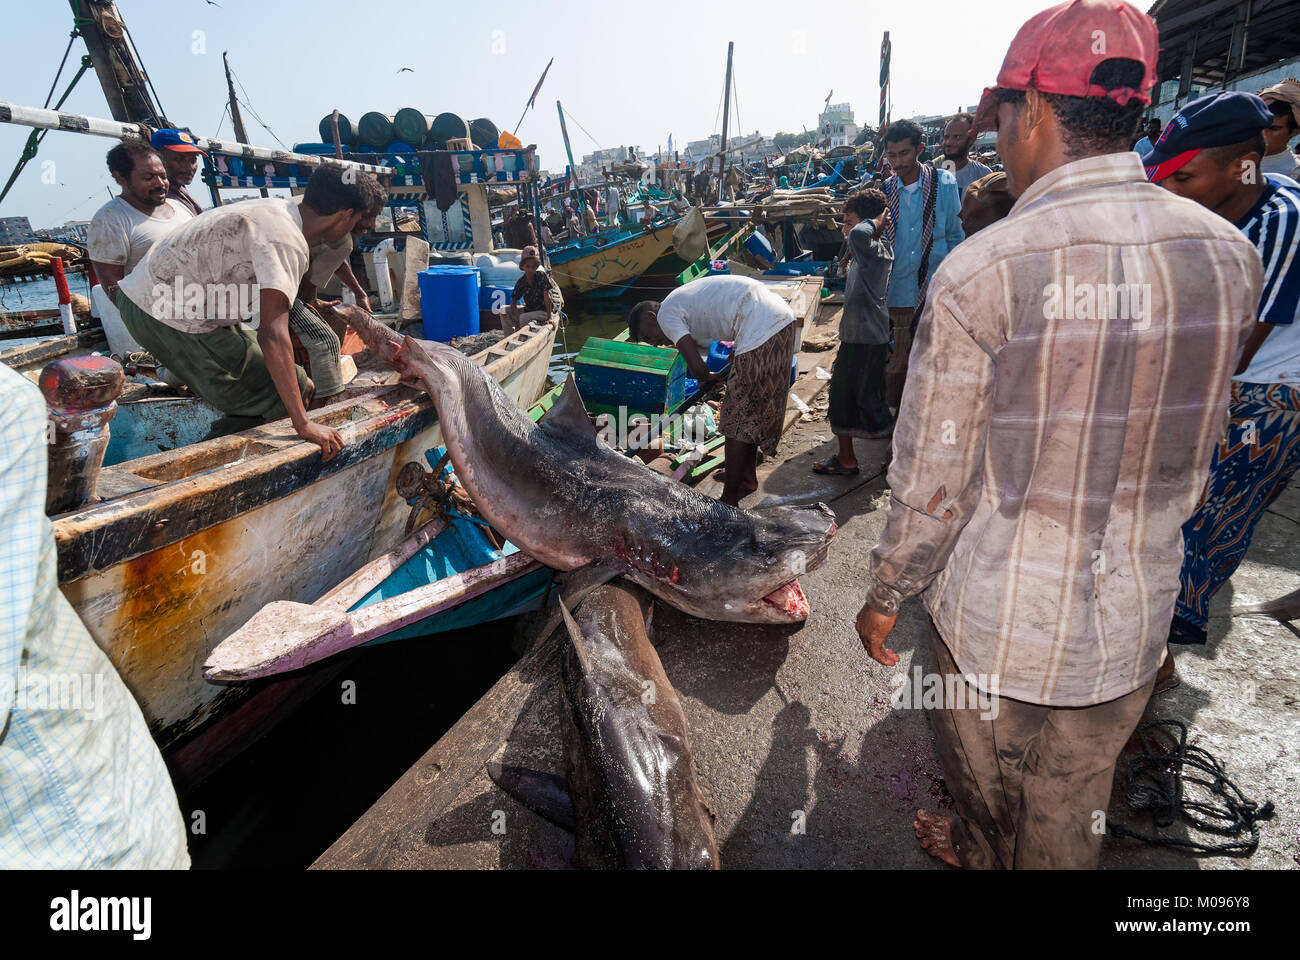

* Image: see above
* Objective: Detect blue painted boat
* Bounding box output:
[352,447,554,644]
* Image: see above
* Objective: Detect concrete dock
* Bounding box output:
[315,307,1300,870]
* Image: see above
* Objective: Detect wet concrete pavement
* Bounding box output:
[317,308,1300,870]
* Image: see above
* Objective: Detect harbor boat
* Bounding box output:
[11,318,556,780]
[546,221,679,298]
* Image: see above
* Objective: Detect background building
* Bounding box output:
[818,103,859,148]
[0,216,34,245]
[1147,0,1300,125]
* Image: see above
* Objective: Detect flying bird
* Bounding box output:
[397,67,414,74]
[204,0,222,7]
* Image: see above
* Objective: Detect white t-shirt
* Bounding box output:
[1261,150,1300,178]
[655,275,794,355]
[118,197,310,334]
[86,196,193,275]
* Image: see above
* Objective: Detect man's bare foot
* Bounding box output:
[713,469,758,492]
[914,809,962,867]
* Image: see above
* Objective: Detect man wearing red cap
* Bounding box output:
[855,0,1264,869]
[150,128,207,217]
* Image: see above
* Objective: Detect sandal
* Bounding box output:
[812,456,859,476]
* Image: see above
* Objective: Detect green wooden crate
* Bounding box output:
[574,338,687,415]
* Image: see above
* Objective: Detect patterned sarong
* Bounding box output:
[1173,380,1300,641]
[720,322,795,457]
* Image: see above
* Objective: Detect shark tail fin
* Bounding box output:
[485,761,576,832]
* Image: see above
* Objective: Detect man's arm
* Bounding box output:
[0,375,46,732]
[941,177,966,252]
[857,284,993,663]
[674,335,717,382]
[91,262,126,302]
[86,210,129,301]
[1235,322,1276,375]
[256,288,343,461]
[334,261,370,311]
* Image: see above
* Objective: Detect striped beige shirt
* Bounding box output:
[865,152,1264,706]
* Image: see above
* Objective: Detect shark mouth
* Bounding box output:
[762,579,810,619]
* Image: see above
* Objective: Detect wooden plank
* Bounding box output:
[312,630,564,869]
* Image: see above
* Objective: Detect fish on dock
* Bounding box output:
[490,583,719,869]
[339,304,837,623]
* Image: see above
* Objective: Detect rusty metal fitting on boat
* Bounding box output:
[39,355,125,515]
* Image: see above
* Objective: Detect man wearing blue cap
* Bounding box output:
[150,128,206,217]
[1145,91,1300,676]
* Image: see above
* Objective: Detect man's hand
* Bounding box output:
[856,602,900,666]
[873,207,892,234]
[353,291,371,312]
[297,419,344,462]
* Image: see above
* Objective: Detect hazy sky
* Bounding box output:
[2,0,1065,226]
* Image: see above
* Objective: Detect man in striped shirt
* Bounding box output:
[0,364,189,867]
[855,0,1264,869]
[1143,92,1300,672]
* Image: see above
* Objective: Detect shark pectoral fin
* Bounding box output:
[486,761,576,832]
[538,374,598,449]
[534,561,624,644]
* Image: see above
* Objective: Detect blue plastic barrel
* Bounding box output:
[418,266,481,340]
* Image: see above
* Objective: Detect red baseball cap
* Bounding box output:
[973,0,1160,133]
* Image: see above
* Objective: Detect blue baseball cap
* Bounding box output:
[1142,91,1273,181]
[150,128,207,156]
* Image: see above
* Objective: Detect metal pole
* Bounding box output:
[0,101,393,174]
[556,100,585,214]
[718,41,734,181]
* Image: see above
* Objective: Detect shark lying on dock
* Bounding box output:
[489,583,719,869]
[341,305,837,624]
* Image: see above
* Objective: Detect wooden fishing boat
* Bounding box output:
[6,319,557,779]
[546,222,679,299]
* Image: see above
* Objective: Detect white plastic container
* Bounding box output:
[91,284,144,356]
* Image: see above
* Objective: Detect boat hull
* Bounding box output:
[548,227,677,299]
[51,322,557,772]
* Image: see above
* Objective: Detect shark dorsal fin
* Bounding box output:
[539,374,596,446]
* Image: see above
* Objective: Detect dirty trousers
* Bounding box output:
[926,621,1152,869]
[117,292,309,420]
[288,299,344,399]
[884,307,914,409]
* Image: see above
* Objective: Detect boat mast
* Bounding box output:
[718,41,734,187]
[69,0,164,125]
[556,100,585,215]
[224,51,267,199]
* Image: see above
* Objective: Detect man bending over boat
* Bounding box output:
[114,165,387,462]
[628,275,796,506]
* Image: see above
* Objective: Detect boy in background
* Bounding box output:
[814,188,894,475]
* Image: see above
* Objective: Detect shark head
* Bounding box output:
[626,501,838,624]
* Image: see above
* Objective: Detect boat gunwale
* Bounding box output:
[51,321,554,584]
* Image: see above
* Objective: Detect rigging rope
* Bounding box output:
[119,19,167,125]
[558,107,602,151]
[230,64,289,149]
[1107,718,1274,856]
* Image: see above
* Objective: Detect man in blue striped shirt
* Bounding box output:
[1146,91,1300,677]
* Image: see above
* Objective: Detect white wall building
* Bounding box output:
[818,103,859,148]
